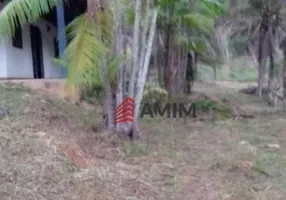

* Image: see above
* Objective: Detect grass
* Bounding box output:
[1,81,286,199]
[198,56,257,82]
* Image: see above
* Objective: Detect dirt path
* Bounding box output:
[0,82,286,200]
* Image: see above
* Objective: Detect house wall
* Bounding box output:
[6,19,61,79]
[0,40,7,78]
[0,2,7,78]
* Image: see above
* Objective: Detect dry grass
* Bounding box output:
[1,81,286,199]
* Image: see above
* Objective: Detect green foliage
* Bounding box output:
[64,10,117,94]
[142,84,168,103]
[80,84,105,103]
[229,36,249,56]
[182,12,214,33]
[0,0,61,38]
[157,0,226,57]
[195,99,217,111]
[190,37,208,54]
[195,99,233,119]
[199,0,228,16]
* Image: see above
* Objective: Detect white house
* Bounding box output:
[0,0,86,79]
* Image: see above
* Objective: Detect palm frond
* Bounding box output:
[198,0,227,16]
[182,12,215,34]
[64,11,115,95]
[0,0,62,37]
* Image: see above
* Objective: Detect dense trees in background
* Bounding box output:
[219,0,286,107]
[154,0,226,94]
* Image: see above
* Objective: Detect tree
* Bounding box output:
[248,0,283,105]
[280,37,286,111]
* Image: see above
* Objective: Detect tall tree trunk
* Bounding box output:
[128,0,142,98]
[87,0,114,128]
[177,47,183,94]
[135,8,158,118]
[157,34,164,86]
[249,45,259,67]
[193,52,198,81]
[213,65,217,81]
[267,23,275,106]
[114,0,124,131]
[257,23,267,98]
[102,58,114,129]
[87,0,100,18]
[182,49,188,90]
[164,24,171,91]
[283,39,286,111]
[169,48,176,94]
[139,0,150,68]
[185,53,193,94]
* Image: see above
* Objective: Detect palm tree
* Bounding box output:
[154,0,226,94]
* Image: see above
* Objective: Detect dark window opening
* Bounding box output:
[30,25,44,79]
[54,38,59,58]
[12,25,23,49]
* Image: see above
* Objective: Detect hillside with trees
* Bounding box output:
[1,0,286,199]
